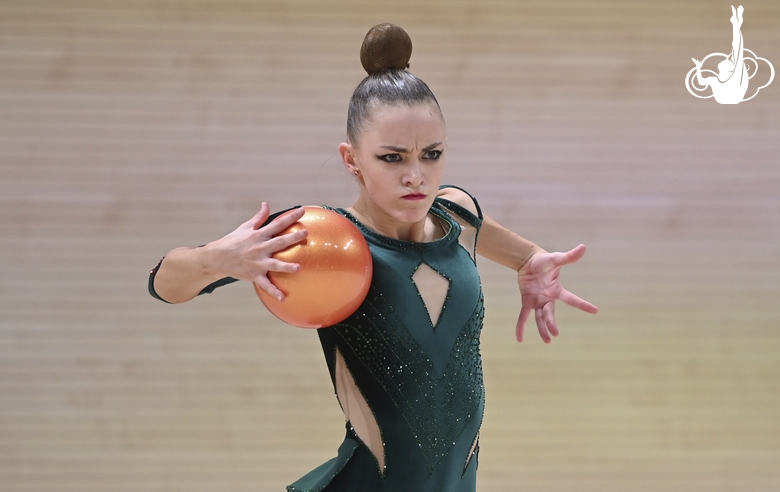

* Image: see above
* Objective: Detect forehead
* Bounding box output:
[360,103,446,144]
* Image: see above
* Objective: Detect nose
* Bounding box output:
[403,160,423,187]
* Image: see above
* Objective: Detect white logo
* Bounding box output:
[685,5,774,104]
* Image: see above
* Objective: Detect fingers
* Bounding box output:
[534,309,547,343]
[559,288,599,314]
[515,306,531,342]
[264,257,301,274]
[241,202,305,233]
[535,302,558,344]
[544,302,559,338]
[261,206,306,235]
[263,227,308,254]
[521,293,596,343]
[553,244,587,267]
[533,244,587,272]
[517,243,596,342]
[254,276,285,302]
[242,202,271,230]
[520,303,564,344]
[252,206,309,259]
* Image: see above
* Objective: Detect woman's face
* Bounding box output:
[341,102,446,225]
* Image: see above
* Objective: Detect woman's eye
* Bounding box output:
[424,150,443,160]
[379,153,402,163]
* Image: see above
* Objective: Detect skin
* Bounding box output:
[153,100,597,342]
[339,103,447,242]
[341,101,597,342]
[152,204,307,304]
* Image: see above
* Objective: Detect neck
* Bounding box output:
[348,196,430,242]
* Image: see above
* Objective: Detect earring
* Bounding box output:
[353,171,359,176]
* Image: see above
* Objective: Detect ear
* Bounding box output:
[339,142,359,174]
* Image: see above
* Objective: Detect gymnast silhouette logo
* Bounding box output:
[685,5,774,104]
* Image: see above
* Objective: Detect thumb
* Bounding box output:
[242,202,270,230]
[551,244,587,268]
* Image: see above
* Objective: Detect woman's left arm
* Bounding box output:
[438,187,598,342]
[476,208,598,343]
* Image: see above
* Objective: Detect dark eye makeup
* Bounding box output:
[378,153,403,163]
[377,149,443,163]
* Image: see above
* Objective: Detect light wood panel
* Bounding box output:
[1,1,779,491]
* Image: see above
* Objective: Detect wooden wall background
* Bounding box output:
[1,1,779,490]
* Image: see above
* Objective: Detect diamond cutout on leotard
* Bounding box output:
[411,262,451,328]
[331,290,485,474]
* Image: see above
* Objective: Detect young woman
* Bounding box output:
[150,23,597,492]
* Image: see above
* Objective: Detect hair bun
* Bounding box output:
[360,23,413,75]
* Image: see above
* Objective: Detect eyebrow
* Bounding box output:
[380,142,443,153]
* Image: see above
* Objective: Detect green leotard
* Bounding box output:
[289,188,485,491]
[148,187,485,492]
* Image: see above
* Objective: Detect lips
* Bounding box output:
[401,193,426,200]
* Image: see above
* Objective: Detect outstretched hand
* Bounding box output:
[208,203,307,301]
[515,244,598,343]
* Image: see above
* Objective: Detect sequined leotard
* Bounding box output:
[289,188,485,492]
[148,186,485,492]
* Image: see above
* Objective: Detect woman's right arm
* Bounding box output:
[152,203,307,304]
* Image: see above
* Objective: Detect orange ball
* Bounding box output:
[254,206,373,328]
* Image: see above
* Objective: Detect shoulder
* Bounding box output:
[436,185,481,219]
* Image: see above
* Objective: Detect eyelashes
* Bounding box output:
[378,153,403,163]
[376,150,443,163]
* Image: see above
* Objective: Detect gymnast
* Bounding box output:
[150,23,597,492]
